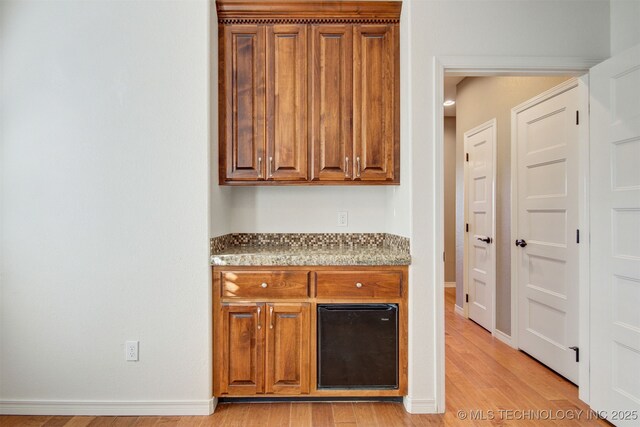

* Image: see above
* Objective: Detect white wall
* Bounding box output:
[610,0,640,55]
[404,0,609,411]
[1,0,212,412]
[227,187,387,233]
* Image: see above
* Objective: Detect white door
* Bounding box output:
[514,81,580,384]
[590,44,640,426]
[464,119,496,332]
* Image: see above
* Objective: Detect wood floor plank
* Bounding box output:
[111,418,138,427]
[198,405,229,427]
[0,416,51,427]
[267,403,290,426]
[86,417,117,427]
[217,403,248,427]
[289,402,311,427]
[330,403,355,424]
[310,403,334,427]
[244,403,271,426]
[62,417,97,427]
[352,402,379,427]
[131,418,160,426]
[373,402,412,427]
[174,417,207,426]
[42,417,74,427]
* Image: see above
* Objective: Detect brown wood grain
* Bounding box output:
[353,24,397,182]
[264,303,310,395]
[221,271,310,299]
[219,304,264,395]
[265,24,308,181]
[222,25,266,182]
[213,265,408,398]
[310,24,353,181]
[315,271,402,298]
[218,2,401,186]
[216,1,402,21]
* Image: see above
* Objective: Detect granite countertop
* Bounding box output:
[210,233,411,266]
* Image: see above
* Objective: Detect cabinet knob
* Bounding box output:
[261,282,268,288]
[355,282,363,288]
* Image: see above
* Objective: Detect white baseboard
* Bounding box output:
[0,398,217,416]
[402,396,438,414]
[493,329,515,348]
[454,304,465,317]
[444,282,456,288]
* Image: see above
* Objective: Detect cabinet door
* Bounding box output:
[310,25,353,181]
[265,303,310,394]
[221,25,266,182]
[353,24,398,182]
[219,303,265,395]
[265,25,308,181]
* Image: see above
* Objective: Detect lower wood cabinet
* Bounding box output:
[218,302,310,396]
[213,265,408,398]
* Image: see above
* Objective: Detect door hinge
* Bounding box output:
[443,252,446,262]
[569,346,579,362]
[576,229,580,244]
[465,294,469,303]
[576,110,579,125]
[466,223,469,232]
[466,153,469,162]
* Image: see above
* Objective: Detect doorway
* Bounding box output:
[441,71,588,408]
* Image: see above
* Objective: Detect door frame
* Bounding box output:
[463,118,497,334]
[509,76,590,376]
[433,56,602,413]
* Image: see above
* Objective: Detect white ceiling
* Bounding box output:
[444,75,465,117]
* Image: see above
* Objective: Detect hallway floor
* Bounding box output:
[0,288,607,426]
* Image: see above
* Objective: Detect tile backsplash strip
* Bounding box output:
[383,233,410,253]
[211,233,409,254]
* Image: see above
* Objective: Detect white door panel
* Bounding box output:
[590,44,640,426]
[465,119,496,332]
[514,82,580,384]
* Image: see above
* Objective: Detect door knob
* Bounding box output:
[515,239,527,248]
[477,236,492,244]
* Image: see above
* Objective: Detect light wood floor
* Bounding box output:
[1,288,607,426]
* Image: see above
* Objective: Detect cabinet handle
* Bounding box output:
[268,156,274,178]
[269,306,274,329]
[356,282,363,288]
[345,156,350,178]
[356,156,361,178]
[257,306,261,330]
[257,157,263,179]
[261,282,268,288]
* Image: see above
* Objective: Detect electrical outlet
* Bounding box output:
[337,211,348,227]
[125,340,139,361]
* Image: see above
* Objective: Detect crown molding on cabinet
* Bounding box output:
[216,0,402,24]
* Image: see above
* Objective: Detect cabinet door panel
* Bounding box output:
[266,25,308,181]
[353,24,397,181]
[265,303,310,394]
[310,25,353,181]
[220,304,265,395]
[222,25,266,181]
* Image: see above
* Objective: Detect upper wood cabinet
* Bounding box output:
[353,24,398,181]
[310,24,353,181]
[221,25,265,181]
[217,1,401,185]
[266,25,308,181]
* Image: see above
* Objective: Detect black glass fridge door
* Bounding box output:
[317,304,398,389]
